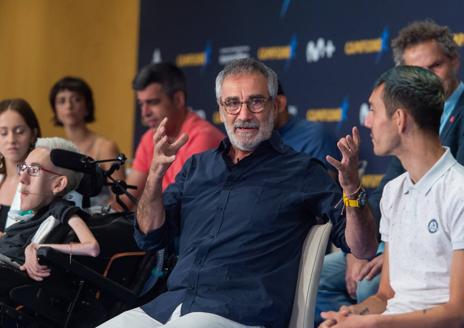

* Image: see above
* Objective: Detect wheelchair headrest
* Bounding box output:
[76,173,105,197]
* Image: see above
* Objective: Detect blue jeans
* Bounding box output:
[314,252,380,325]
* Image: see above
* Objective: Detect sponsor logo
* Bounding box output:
[306,97,349,125]
[193,109,206,120]
[212,111,222,125]
[361,174,383,189]
[218,46,250,65]
[288,105,298,116]
[358,160,368,177]
[428,219,439,233]
[344,26,389,62]
[176,43,212,68]
[306,38,336,63]
[306,108,341,122]
[359,102,370,126]
[345,39,381,55]
[257,35,297,64]
[152,48,162,63]
[453,33,464,46]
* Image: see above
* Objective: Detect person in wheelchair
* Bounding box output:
[0,137,100,300]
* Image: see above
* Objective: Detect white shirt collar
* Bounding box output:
[403,147,456,195]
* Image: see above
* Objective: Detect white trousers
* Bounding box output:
[98,304,264,328]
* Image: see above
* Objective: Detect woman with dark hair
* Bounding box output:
[0,98,41,231]
[49,77,125,205]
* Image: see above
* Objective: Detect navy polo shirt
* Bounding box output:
[134,132,349,328]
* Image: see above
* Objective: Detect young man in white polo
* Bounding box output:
[320,66,464,327]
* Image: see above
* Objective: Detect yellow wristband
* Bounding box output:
[343,194,361,207]
[343,188,367,208]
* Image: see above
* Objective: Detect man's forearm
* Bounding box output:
[350,294,387,316]
[374,303,464,328]
[350,294,464,328]
[345,205,378,259]
[135,117,188,235]
[136,166,165,234]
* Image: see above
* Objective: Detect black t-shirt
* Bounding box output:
[0,199,89,264]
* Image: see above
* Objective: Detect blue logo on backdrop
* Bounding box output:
[287,34,298,68]
[428,219,439,233]
[337,96,350,131]
[204,42,212,66]
[280,0,292,18]
[376,26,390,63]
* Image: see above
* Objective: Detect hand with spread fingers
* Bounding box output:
[150,117,189,178]
[326,127,361,194]
[20,243,51,281]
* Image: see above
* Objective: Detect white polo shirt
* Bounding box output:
[379,147,464,314]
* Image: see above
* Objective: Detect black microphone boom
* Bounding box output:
[50,149,96,174]
[50,149,105,197]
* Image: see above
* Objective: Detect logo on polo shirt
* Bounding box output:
[428,219,439,233]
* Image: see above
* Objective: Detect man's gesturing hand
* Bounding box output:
[326,127,361,194]
[150,117,189,177]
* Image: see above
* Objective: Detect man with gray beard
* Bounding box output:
[99,58,377,328]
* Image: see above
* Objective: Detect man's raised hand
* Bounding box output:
[326,126,361,194]
[150,117,189,177]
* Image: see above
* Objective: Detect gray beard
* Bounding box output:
[222,110,275,152]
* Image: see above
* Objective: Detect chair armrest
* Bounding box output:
[37,247,138,305]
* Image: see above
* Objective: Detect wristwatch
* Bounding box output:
[343,187,367,208]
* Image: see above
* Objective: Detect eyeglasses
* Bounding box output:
[220,96,272,114]
[17,162,61,177]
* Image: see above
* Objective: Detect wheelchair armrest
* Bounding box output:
[37,247,138,305]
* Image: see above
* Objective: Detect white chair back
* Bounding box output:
[288,222,332,328]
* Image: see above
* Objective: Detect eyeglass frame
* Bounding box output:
[16,162,62,177]
[219,96,274,115]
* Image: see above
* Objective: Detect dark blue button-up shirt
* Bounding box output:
[134,132,349,328]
